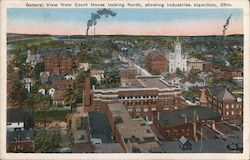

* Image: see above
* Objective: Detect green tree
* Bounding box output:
[103,68,120,88]
[10,80,28,106]
[33,63,44,79]
[34,130,61,153]
[226,51,243,69]
[175,67,183,77]
[181,90,197,103]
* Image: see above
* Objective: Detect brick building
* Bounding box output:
[206,87,243,120]
[44,52,78,74]
[88,76,182,122]
[146,50,167,74]
[153,107,220,140]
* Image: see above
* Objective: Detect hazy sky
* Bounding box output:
[7,8,243,36]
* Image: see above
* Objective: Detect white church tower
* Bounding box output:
[169,38,187,73]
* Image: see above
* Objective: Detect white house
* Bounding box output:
[48,88,55,97]
[168,40,187,73]
[91,70,104,82]
[25,50,43,67]
[38,88,46,95]
[180,80,206,91]
[78,63,90,71]
[23,78,33,93]
[64,74,76,80]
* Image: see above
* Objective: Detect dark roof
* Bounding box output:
[7,130,35,142]
[159,107,220,127]
[7,108,35,130]
[88,112,114,143]
[208,87,236,101]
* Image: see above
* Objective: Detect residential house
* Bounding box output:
[52,89,68,106]
[64,74,76,80]
[23,78,33,93]
[78,63,90,72]
[38,88,46,95]
[180,79,206,91]
[48,88,56,97]
[187,58,203,71]
[40,71,50,84]
[25,52,43,67]
[91,70,104,83]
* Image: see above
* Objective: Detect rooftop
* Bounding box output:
[52,89,68,101]
[7,130,35,142]
[7,108,35,130]
[92,143,124,153]
[108,103,161,153]
[137,76,176,89]
[94,76,179,91]
[159,107,220,127]
[88,112,114,143]
[208,87,236,101]
[162,139,241,153]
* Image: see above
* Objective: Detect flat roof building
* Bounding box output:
[107,103,162,153]
[89,76,182,121]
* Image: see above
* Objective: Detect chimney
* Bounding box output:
[193,122,197,142]
[193,109,197,141]
[83,77,92,108]
[181,114,187,123]
[196,115,199,122]
[212,123,215,130]
[157,112,160,120]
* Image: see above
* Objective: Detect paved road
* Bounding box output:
[119,55,151,76]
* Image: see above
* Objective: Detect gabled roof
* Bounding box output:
[208,87,236,101]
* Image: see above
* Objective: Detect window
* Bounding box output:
[144,108,148,112]
[231,111,234,115]
[239,111,242,115]
[231,104,234,109]
[226,104,229,109]
[136,108,141,112]
[151,107,156,111]
[226,112,229,116]
[128,109,133,112]
[174,130,178,136]
[166,130,170,137]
